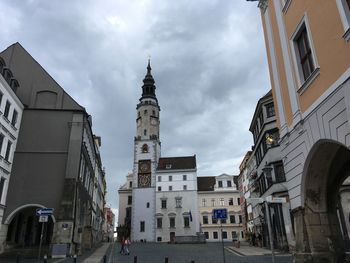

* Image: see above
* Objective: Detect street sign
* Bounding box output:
[36,208,54,216]
[270,197,287,203]
[246,198,264,204]
[39,215,48,222]
[213,209,227,219]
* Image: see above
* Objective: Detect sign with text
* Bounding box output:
[39,215,48,222]
[212,209,227,220]
[36,208,54,216]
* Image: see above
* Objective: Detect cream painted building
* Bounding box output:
[252,0,350,261]
[197,174,243,242]
[117,173,133,237]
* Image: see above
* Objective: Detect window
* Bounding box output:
[175,197,182,208]
[0,134,4,155]
[232,231,237,239]
[336,0,350,40]
[296,27,314,81]
[158,176,161,182]
[218,181,223,188]
[168,185,172,191]
[213,232,218,239]
[140,221,145,232]
[203,215,208,224]
[227,180,232,187]
[146,202,150,208]
[0,177,5,204]
[169,217,175,228]
[230,215,236,224]
[5,141,11,161]
[183,174,187,181]
[127,195,132,205]
[265,102,275,118]
[184,217,190,228]
[157,218,162,228]
[219,198,224,206]
[183,185,187,190]
[237,198,241,206]
[158,186,162,191]
[239,215,242,223]
[211,199,215,206]
[221,219,226,224]
[274,162,286,183]
[204,232,209,239]
[161,199,167,209]
[241,231,244,239]
[142,144,149,153]
[4,101,10,119]
[144,110,147,115]
[229,198,233,206]
[202,199,206,207]
[157,237,162,242]
[169,175,172,181]
[152,110,156,116]
[212,216,217,224]
[222,231,227,239]
[144,129,147,136]
[129,181,132,188]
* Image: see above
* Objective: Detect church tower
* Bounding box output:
[131,60,161,241]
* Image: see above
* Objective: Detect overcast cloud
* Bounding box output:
[0,0,270,221]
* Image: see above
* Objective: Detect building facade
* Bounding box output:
[0,58,23,252]
[248,90,294,251]
[0,43,105,256]
[155,156,200,243]
[197,174,243,242]
[117,173,133,239]
[254,0,350,261]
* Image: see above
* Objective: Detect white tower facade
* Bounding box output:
[131,61,161,241]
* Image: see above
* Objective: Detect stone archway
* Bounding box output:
[296,139,350,262]
[2,204,55,251]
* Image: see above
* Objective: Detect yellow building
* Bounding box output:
[253,0,350,262]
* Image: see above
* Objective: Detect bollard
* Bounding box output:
[43,254,48,263]
[73,254,77,263]
[134,255,137,263]
[103,254,107,263]
[165,257,169,263]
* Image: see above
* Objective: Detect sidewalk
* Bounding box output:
[82,243,112,263]
[227,242,291,256]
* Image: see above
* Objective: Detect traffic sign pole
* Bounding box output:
[220,220,226,263]
[38,221,45,263]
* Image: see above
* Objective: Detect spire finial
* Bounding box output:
[147,55,151,73]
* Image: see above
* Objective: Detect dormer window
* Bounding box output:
[166,164,172,169]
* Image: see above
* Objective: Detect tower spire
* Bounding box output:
[141,59,157,101]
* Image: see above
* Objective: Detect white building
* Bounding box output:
[198,174,243,242]
[155,156,200,242]
[0,58,23,251]
[117,173,132,237]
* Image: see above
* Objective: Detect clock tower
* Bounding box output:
[131,60,161,241]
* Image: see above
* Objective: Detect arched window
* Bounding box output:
[142,144,148,153]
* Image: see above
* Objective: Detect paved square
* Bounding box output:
[109,242,293,263]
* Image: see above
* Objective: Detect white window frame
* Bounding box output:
[336,0,350,41]
[290,14,320,94]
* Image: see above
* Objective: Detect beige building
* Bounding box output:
[253,0,350,262]
[197,174,243,242]
[117,173,133,238]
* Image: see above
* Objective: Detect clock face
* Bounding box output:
[139,161,150,173]
[138,174,151,187]
[151,117,157,125]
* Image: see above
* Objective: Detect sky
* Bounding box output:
[0,0,270,222]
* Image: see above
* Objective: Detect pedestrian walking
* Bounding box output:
[119,237,125,254]
[124,237,131,255]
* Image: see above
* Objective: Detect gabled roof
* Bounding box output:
[197,176,215,191]
[0,42,84,111]
[157,155,196,171]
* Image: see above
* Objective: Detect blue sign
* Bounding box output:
[213,209,227,220]
[36,208,54,216]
